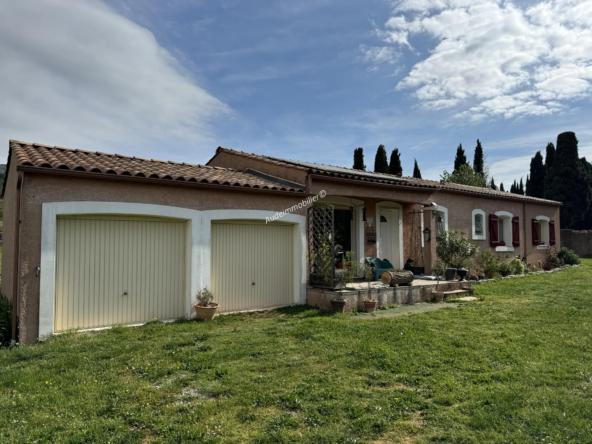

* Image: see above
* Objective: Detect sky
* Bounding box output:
[1,0,592,187]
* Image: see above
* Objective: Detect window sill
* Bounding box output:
[495,246,514,252]
[472,234,486,241]
[537,245,549,250]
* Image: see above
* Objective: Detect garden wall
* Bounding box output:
[561,229,592,257]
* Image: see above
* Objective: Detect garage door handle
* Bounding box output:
[252,282,255,285]
[123,291,128,296]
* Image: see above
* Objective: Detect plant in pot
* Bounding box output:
[431,259,447,302]
[435,231,479,281]
[330,251,358,313]
[360,261,378,312]
[194,287,218,321]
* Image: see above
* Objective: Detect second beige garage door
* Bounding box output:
[54,216,187,332]
[210,222,294,313]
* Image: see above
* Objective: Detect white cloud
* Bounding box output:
[369,0,592,119]
[359,45,401,66]
[0,0,228,163]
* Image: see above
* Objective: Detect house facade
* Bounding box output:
[1,141,560,343]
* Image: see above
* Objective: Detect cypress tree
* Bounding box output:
[526,174,530,194]
[413,159,422,179]
[489,177,497,190]
[510,181,515,193]
[500,182,505,192]
[545,132,590,228]
[473,139,484,175]
[519,178,524,195]
[374,144,389,173]
[388,148,403,176]
[526,151,545,198]
[353,147,365,170]
[545,142,555,176]
[575,158,592,229]
[454,144,468,173]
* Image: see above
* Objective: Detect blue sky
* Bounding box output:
[1,0,592,187]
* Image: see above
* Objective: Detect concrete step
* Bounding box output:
[442,288,474,296]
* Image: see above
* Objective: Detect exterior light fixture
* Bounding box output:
[423,227,431,243]
[362,207,367,222]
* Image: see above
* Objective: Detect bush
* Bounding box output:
[436,231,479,269]
[544,247,563,270]
[477,251,501,279]
[508,258,525,275]
[499,262,512,277]
[557,247,580,265]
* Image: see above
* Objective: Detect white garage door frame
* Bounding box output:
[39,202,306,339]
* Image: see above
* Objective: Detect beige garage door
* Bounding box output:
[54,216,187,332]
[211,222,294,313]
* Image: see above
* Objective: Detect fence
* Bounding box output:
[561,229,592,257]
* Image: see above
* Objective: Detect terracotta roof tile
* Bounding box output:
[9,140,305,193]
[214,147,560,205]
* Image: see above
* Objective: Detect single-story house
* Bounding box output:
[1,141,561,343]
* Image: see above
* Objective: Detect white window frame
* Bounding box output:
[471,209,486,240]
[535,215,550,249]
[495,211,514,252]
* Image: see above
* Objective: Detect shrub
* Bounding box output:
[499,262,512,277]
[195,287,215,307]
[557,247,580,265]
[436,231,479,269]
[508,258,525,275]
[544,247,563,270]
[477,251,501,279]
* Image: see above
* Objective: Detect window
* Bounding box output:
[498,218,504,243]
[435,211,445,242]
[475,214,483,235]
[534,216,551,248]
[492,211,514,252]
[472,209,486,240]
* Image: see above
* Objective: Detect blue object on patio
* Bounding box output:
[365,257,394,281]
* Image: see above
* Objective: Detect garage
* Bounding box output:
[54,216,187,331]
[210,222,294,313]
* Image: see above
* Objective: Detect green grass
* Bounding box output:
[1,263,592,443]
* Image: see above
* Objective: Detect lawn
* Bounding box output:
[1,263,592,443]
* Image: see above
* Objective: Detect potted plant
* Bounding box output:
[330,251,358,313]
[360,261,378,312]
[436,231,479,281]
[431,259,447,302]
[194,287,218,321]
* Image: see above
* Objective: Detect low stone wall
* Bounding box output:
[307,281,472,312]
[561,229,592,257]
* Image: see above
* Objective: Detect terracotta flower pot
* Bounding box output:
[330,299,347,313]
[194,303,219,321]
[364,300,378,313]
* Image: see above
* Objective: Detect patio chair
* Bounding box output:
[365,257,394,281]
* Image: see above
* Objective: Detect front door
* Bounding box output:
[379,208,400,268]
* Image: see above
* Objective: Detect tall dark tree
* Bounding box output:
[473,139,484,175]
[526,174,530,195]
[575,158,592,229]
[374,144,389,173]
[413,159,422,179]
[500,182,505,192]
[489,177,497,190]
[519,178,525,195]
[526,151,545,198]
[353,147,366,170]
[454,144,468,173]
[388,148,403,176]
[545,142,555,177]
[545,132,590,228]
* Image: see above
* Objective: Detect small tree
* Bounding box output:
[454,144,468,173]
[374,144,389,173]
[441,163,486,187]
[489,177,497,190]
[353,147,365,170]
[473,139,484,175]
[413,159,422,178]
[527,151,545,198]
[436,231,479,270]
[389,148,403,176]
[519,178,524,195]
[500,182,505,192]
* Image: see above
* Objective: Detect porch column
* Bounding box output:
[422,208,438,274]
[363,199,377,258]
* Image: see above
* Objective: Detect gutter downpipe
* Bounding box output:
[523,201,527,261]
[11,172,23,344]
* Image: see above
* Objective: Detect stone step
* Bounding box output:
[442,288,474,296]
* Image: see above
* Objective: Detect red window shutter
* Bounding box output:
[512,216,520,247]
[532,219,540,245]
[549,220,556,245]
[489,214,499,247]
